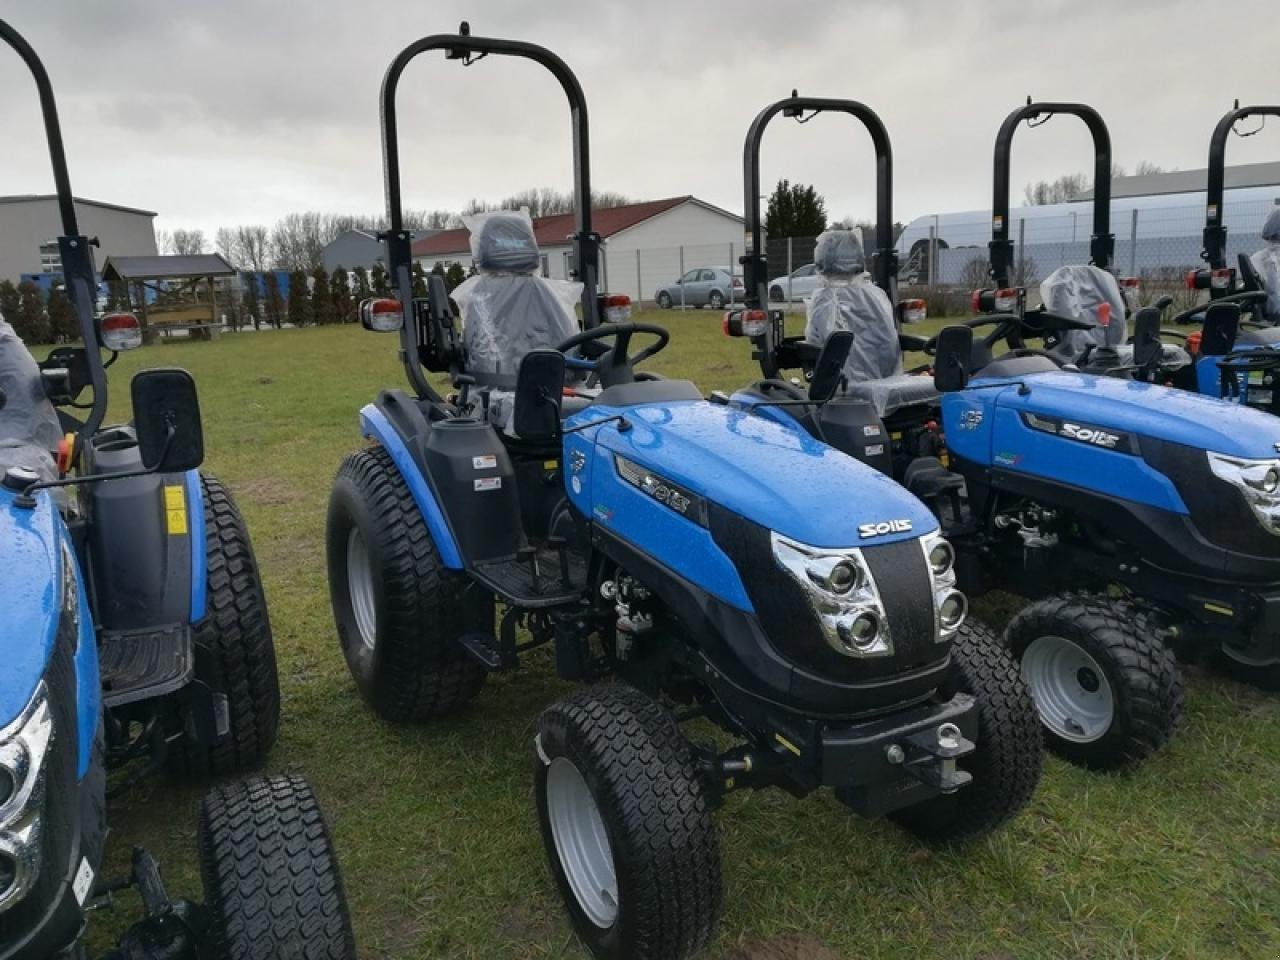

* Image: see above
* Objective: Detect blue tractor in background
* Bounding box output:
[724,95,1280,774]
[0,19,355,959]
[325,26,1042,960]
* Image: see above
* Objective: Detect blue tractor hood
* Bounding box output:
[0,489,59,727]
[588,400,937,548]
[984,370,1280,457]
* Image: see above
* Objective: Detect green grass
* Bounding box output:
[68,312,1279,959]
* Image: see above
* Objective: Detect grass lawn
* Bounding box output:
[67,309,1279,959]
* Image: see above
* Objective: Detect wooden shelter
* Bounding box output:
[102,253,236,341]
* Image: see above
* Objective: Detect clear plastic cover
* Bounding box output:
[804,272,936,416]
[1251,209,1280,322]
[813,229,866,278]
[1039,264,1128,360]
[452,210,583,380]
[0,314,62,482]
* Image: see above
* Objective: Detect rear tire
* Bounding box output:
[656,292,672,310]
[708,290,724,310]
[167,473,280,778]
[535,685,722,960]
[198,774,356,959]
[1006,593,1183,770]
[327,446,485,722]
[769,284,785,302]
[887,620,1043,844]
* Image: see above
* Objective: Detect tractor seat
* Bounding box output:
[0,315,62,484]
[842,374,940,416]
[1039,265,1128,363]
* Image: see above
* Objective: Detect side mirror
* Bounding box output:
[1131,307,1163,370]
[809,330,852,403]
[934,326,974,393]
[1200,302,1241,357]
[359,297,404,332]
[513,349,566,443]
[131,368,204,472]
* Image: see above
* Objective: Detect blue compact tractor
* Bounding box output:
[724,95,1280,774]
[0,20,354,958]
[326,26,1042,960]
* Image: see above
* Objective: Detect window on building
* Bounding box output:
[39,240,61,274]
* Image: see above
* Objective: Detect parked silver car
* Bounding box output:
[767,263,821,302]
[654,266,743,309]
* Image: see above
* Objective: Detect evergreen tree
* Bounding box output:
[445,262,466,291]
[286,269,313,327]
[12,281,50,343]
[264,272,285,329]
[47,287,78,342]
[310,264,334,325]
[352,265,371,300]
[765,179,828,238]
[242,273,262,330]
[0,279,19,322]
[411,261,428,299]
[370,263,390,296]
[330,266,355,323]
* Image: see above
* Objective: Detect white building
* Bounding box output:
[0,195,157,283]
[413,196,744,303]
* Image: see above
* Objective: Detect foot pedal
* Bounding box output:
[456,632,507,671]
[99,625,194,708]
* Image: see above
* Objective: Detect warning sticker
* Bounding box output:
[164,484,188,536]
[474,477,502,492]
[73,856,95,905]
[866,444,885,457]
[472,455,497,470]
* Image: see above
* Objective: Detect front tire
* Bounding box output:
[708,290,724,310]
[656,291,672,310]
[1006,593,1183,770]
[168,473,280,778]
[888,620,1043,844]
[198,775,356,959]
[535,685,722,960]
[769,284,785,302]
[327,446,485,722]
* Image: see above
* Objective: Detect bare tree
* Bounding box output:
[236,225,271,273]
[161,228,207,256]
[214,227,240,266]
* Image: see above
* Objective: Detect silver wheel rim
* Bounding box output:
[546,757,618,929]
[1021,635,1114,742]
[346,527,377,652]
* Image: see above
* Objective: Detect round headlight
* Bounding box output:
[1264,468,1280,494]
[837,610,880,653]
[827,560,859,594]
[928,540,955,577]
[939,590,967,630]
[0,767,13,808]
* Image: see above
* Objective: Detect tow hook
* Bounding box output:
[892,718,975,794]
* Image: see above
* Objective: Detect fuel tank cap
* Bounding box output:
[2,465,40,491]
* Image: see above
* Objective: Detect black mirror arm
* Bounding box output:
[562,414,631,436]
[14,424,176,509]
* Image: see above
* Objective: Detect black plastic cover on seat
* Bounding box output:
[0,314,62,481]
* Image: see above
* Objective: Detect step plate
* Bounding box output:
[472,548,587,608]
[99,625,194,708]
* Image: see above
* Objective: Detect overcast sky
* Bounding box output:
[1,0,1277,237]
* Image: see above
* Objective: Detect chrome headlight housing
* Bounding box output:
[1207,452,1280,536]
[0,683,53,914]
[771,533,892,658]
[922,531,967,641]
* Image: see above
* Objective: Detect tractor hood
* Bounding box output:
[982,370,1280,457]
[588,400,937,548]
[0,488,60,728]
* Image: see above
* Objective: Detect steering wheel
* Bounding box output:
[1217,349,1280,372]
[554,322,670,388]
[753,378,809,401]
[924,313,1021,355]
[1004,347,1066,366]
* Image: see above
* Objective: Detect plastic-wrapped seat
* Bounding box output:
[803,230,937,417]
[450,211,584,429]
[1039,264,1190,371]
[0,315,61,483]
[1249,209,1280,325]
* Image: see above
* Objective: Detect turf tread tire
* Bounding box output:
[327,446,484,722]
[888,619,1043,844]
[168,473,279,778]
[197,774,356,960]
[535,685,722,960]
[1006,592,1183,770]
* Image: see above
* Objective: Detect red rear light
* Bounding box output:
[994,288,1018,313]
[899,298,927,324]
[600,294,632,323]
[359,297,404,332]
[100,312,142,351]
[723,309,768,338]
[1211,268,1233,291]
[970,289,984,313]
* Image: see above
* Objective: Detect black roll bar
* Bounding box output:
[1203,103,1280,271]
[990,101,1113,288]
[379,25,600,398]
[0,19,108,443]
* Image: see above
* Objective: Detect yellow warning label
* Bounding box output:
[543,459,559,471]
[164,484,188,536]
[774,733,801,756]
[1203,602,1233,617]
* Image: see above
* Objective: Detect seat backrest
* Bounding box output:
[450,211,582,377]
[804,230,901,385]
[1039,264,1127,358]
[1250,208,1280,324]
